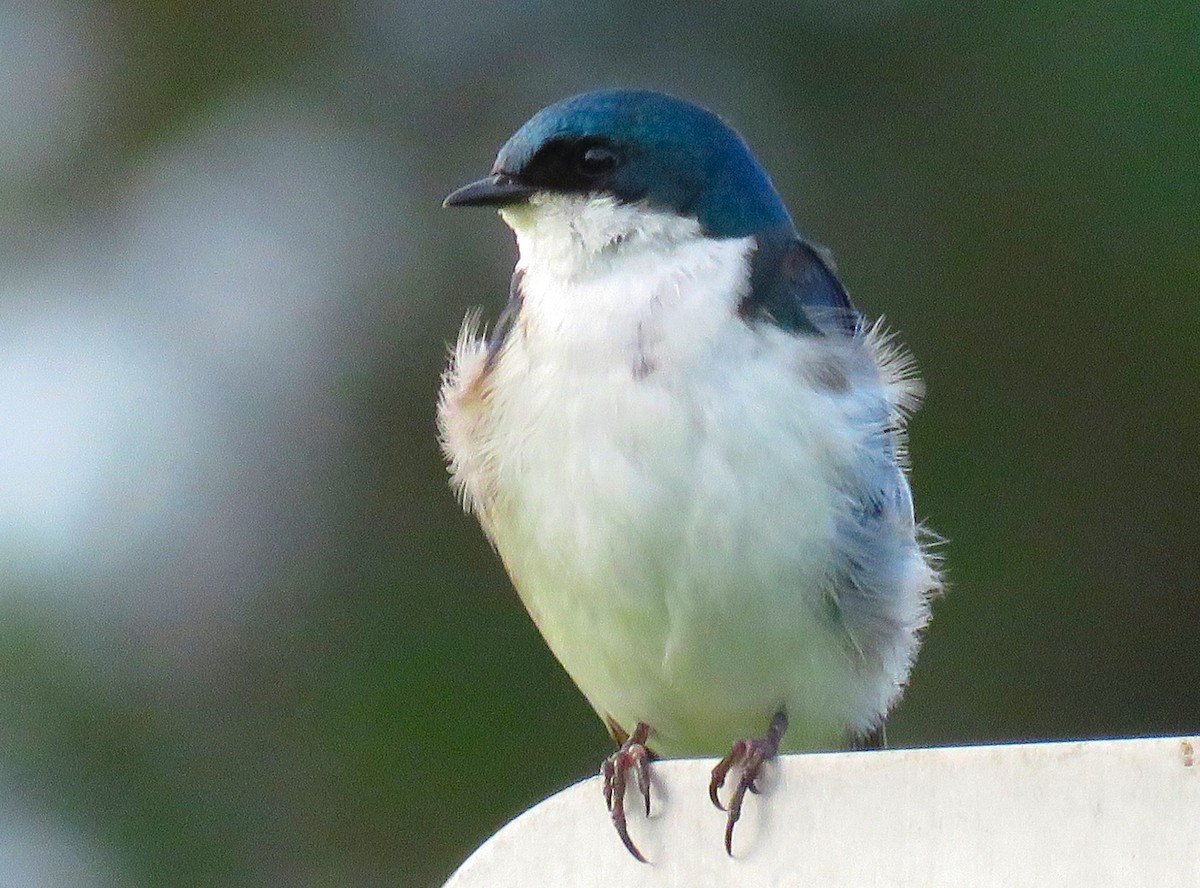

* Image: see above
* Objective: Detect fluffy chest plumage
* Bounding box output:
[438,198,922,754]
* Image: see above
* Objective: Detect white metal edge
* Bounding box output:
[444,736,1200,888]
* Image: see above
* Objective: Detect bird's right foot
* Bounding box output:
[709,709,788,855]
[600,721,653,862]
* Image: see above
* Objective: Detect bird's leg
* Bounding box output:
[708,709,788,855]
[849,723,887,751]
[600,720,654,862]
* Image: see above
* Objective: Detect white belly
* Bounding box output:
[443,339,889,750]
[487,341,866,755]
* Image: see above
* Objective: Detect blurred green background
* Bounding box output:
[0,0,1196,884]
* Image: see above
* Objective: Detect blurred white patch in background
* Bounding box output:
[0,777,124,888]
[120,95,395,387]
[0,86,407,669]
[0,306,193,565]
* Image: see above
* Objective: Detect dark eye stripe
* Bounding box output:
[518,137,621,192]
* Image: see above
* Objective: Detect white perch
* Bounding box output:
[444,736,1200,887]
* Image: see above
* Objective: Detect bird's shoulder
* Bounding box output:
[740,228,862,338]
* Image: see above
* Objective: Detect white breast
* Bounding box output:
[438,194,932,755]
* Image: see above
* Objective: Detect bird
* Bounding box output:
[438,89,941,861]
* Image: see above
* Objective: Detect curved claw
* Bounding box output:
[710,710,789,856]
[722,763,758,855]
[708,774,726,811]
[708,739,747,811]
[600,721,654,862]
[607,757,648,863]
[724,808,738,856]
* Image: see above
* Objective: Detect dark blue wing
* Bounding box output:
[482,268,525,370]
[739,229,862,337]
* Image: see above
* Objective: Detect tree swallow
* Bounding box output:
[439,89,941,861]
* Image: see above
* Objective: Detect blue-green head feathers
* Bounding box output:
[489,90,794,239]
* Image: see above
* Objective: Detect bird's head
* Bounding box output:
[444,90,794,266]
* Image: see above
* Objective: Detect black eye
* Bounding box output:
[575,144,618,178]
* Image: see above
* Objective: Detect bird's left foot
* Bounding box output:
[601,721,654,862]
[708,709,788,855]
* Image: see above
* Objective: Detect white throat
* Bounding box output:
[496,193,756,369]
[499,193,717,278]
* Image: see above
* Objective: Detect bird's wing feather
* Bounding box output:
[740,231,862,337]
[741,233,937,737]
[483,268,525,369]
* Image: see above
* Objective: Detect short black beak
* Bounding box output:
[443,174,537,208]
